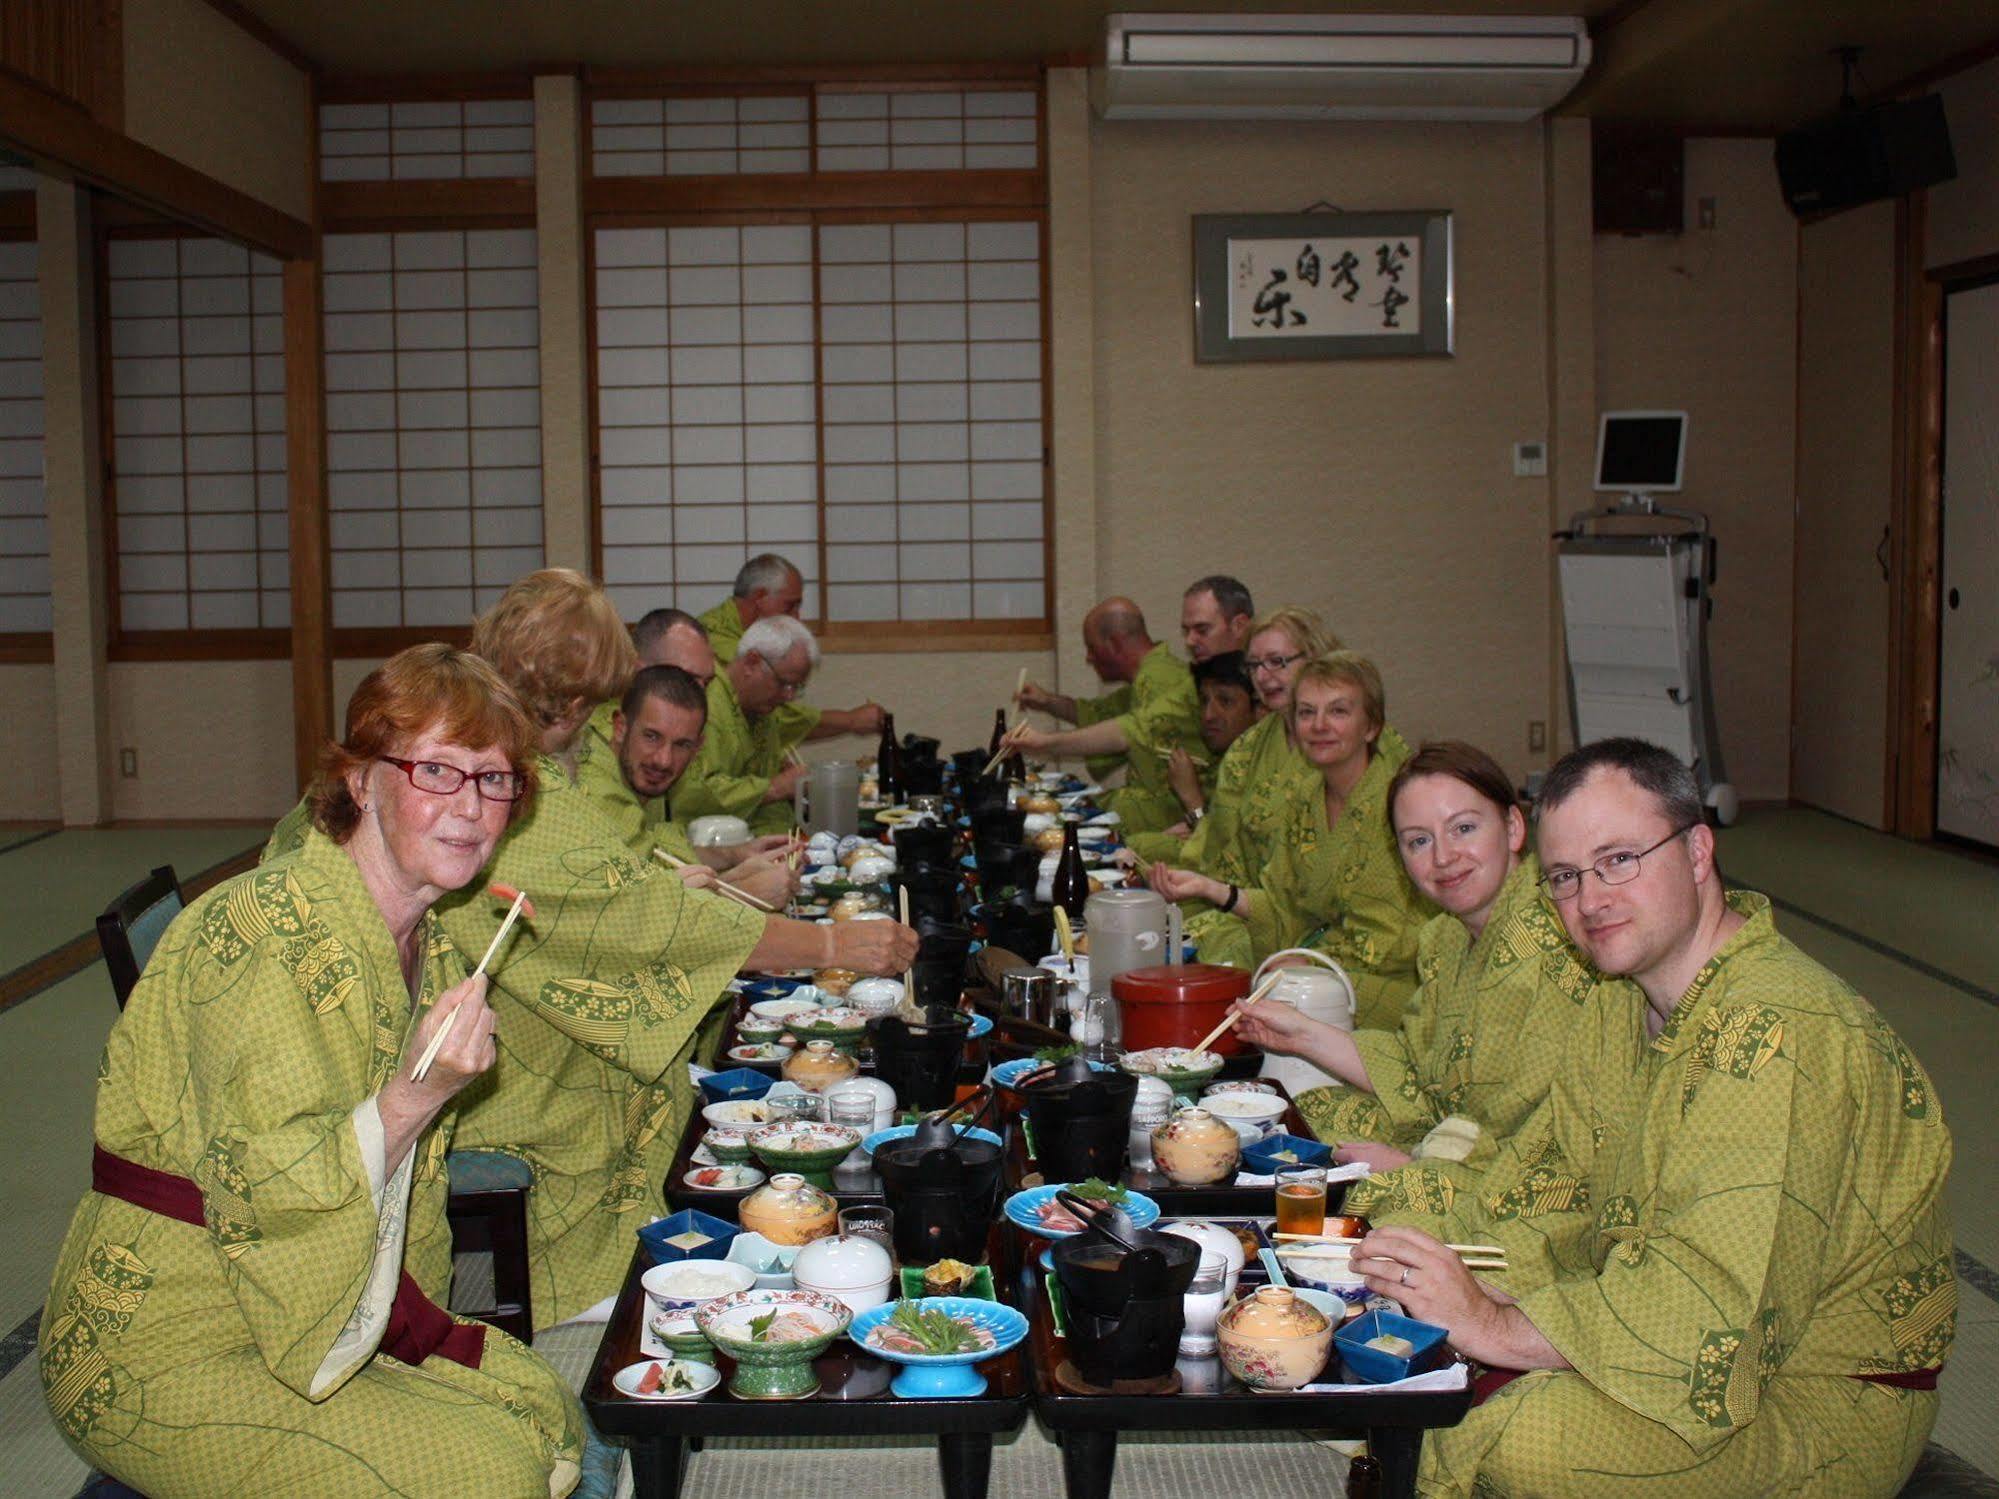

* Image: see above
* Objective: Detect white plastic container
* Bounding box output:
[1252,951,1357,1098]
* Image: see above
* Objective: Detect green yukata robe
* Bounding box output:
[1305,855,1601,1204]
[698,596,821,743]
[1191,727,1433,1029]
[1079,643,1210,836]
[1126,711,1318,878]
[1372,894,1954,1499]
[268,762,765,1327]
[672,670,809,838]
[40,829,582,1499]
[573,701,737,1142]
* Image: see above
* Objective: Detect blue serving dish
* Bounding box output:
[1003,1183,1161,1240]
[637,1208,740,1265]
[698,1067,776,1105]
[741,976,808,1002]
[863,1123,1004,1156]
[965,1012,993,1041]
[1241,1132,1334,1174]
[848,1297,1029,1398]
[1334,1308,1451,1384]
[988,1055,1114,1091]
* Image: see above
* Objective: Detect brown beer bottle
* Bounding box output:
[1050,820,1088,920]
[1346,1449,1383,1499]
[877,711,899,801]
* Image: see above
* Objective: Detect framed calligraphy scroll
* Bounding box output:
[1192,211,1453,362]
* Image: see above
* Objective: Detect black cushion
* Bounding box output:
[1900,1443,1999,1498]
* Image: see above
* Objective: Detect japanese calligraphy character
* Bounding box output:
[1251,268,1306,329]
[1376,283,1410,329]
[1295,244,1321,287]
[1375,241,1412,284]
[1329,250,1362,303]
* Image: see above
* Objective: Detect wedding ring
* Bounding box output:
[1399,1267,1411,1286]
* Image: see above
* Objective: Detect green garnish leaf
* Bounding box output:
[1034,1042,1082,1063]
[748,1309,777,1342]
[1067,1176,1129,1203]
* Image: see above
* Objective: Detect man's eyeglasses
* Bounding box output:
[755,653,809,697]
[378,756,528,803]
[1245,650,1305,675]
[1540,825,1696,902]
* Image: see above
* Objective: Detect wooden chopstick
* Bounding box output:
[1272,1234,1507,1255]
[652,849,777,911]
[412,887,527,1082]
[978,720,1026,780]
[1186,970,1281,1056]
[1052,904,1076,965]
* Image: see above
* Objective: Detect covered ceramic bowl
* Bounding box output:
[737,1172,838,1246]
[791,1233,895,1315]
[1217,1287,1334,1392]
[1161,1220,1247,1296]
[1150,1107,1242,1186]
[782,1038,861,1091]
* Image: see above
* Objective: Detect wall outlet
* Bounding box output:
[1513,441,1547,477]
[119,748,138,778]
[1528,720,1547,753]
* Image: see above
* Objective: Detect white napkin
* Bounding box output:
[1299,1363,1469,1395]
[1235,1160,1372,1188]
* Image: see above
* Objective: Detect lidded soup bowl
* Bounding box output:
[1216,1286,1334,1392]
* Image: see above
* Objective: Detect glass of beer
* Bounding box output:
[1274,1166,1328,1236]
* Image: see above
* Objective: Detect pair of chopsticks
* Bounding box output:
[978,669,1036,779]
[1185,968,1282,1056]
[652,848,777,911]
[896,886,923,1022]
[411,886,530,1082]
[1052,905,1076,965]
[1274,1234,1509,1272]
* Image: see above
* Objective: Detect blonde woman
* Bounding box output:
[1152,651,1433,1028]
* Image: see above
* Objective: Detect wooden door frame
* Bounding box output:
[1887,191,1942,839]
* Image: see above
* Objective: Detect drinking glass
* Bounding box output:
[838,1204,896,1258]
[1180,1256,1228,1356]
[1274,1166,1328,1236]
[768,1091,823,1124]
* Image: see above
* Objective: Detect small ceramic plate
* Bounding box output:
[683,1164,764,1192]
[613,1358,719,1402]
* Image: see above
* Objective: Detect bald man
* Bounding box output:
[1012,598,1210,835]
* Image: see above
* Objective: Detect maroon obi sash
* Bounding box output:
[92,1143,486,1372]
[1471,1361,1941,1409]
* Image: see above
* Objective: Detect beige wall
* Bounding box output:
[1791,202,1896,827]
[1931,56,1999,271]
[1089,118,1561,780]
[0,665,58,818]
[1593,139,1798,803]
[121,0,312,222]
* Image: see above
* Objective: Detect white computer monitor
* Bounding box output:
[1594,410,1688,494]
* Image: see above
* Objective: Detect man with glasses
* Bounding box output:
[1350,737,1954,1497]
[697,553,887,744]
[672,614,824,836]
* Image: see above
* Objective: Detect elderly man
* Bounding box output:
[699,553,885,742]
[575,664,794,899]
[673,614,827,836]
[1012,597,1208,836]
[1350,738,1953,1498]
[1179,574,1255,663]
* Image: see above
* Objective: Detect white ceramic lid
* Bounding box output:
[791,1232,893,1290]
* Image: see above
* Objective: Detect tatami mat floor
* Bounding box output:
[0,808,1994,1496]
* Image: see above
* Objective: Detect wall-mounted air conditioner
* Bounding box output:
[1092,13,1592,123]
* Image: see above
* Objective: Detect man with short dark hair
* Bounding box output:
[1128,650,1257,861]
[697,553,884,742]
[1351,737,1954,1497]
[1180,575,1255,663]
[1011,597,1209,835]
[632,607,716,684]
[574,610,716,848]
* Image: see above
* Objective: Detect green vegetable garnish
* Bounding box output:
[888,1298,987,1355]
[748,1309,777,1342]
[1034,1042,1082,1063]
[1067,1177,1129,1203]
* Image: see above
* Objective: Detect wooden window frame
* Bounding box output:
[0,191,48,662]
[99,221,292,662]
[582,66,1053,653]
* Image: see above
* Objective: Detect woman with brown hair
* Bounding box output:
[45,644,584,1496]
[1231,740,1601,1217]
[1151,650,1433,1029]
[268,568,917,1327]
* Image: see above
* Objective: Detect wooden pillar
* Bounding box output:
[38,178,112,825]
[1045,68,1098,693]
[285,254,332,789]
[535,72,591,573]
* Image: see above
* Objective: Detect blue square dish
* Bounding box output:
[1334,1308,1451,1383]
[1241,1133,1333,1174]
[637,1209,740,1265]
[698,1067,776,1105]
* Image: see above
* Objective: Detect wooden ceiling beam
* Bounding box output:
[0,67,312,259]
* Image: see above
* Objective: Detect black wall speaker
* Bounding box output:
[1776,94,1956,218]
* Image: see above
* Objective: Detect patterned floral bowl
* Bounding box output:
[1216,1287,1335,1392]
[696,1287,852,1400]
